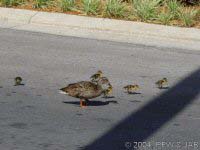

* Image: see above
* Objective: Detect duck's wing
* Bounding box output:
[62,81,102,99]
[78,81,102,98]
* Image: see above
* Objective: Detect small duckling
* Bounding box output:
[103,85,113,98]
[100,76,110,84]
[100,77,113,91]
[155,78,168,89]
[90,70,103,82]
[14,77,23,86]
[124,84,139,94]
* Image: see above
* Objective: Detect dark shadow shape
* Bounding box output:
[102,96,115,99]
[21,105,35,109]
[63,100,118,106]
[124,91,141,95]
[158,87,169,90]
[9,122,28,129]
[76,113,83,116]
[173,123,180,126]
[83,68,200,150]
[130,100,141,103]
[140,75,148,78]
[14,83,25,86]
[0,86,3,88]
[106,100,118,104]
[6,93,11,96]
[128,92,141,95]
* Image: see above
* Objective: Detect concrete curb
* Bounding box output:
[0,7,200,50]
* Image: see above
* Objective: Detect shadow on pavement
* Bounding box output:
[127,92,142,95]
[63,100,118,106]
[83,68,200,150]
[102,96,116,99]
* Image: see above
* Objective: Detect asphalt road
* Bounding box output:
[0,28,200,150]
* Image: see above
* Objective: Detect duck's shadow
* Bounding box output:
[14,83,25,86]
[63,100,118,106]
[130,100,142,103]
[102,96,115,99]
[158,87,169,90]
[125,92,142,95]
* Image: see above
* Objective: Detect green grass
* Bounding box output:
[166,0,182,19]
[104,0,127,18]
[0,0,199,28]
[33,0,51,8]
[60,0,75,11]
[132,0,161,21]
[179,8,199,26]
[158,12,172,25]
[0,0,23,7]
[82,0,100,15]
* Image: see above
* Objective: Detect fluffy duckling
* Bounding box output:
[99,77,113,90]
[124,84,139,94]
[90,70,103,82]
[103,84,113,98]
[59,77,110,108]
[155,78,168,89]
[14,77,23,86]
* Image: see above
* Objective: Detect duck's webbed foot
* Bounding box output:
[80,99,86,108]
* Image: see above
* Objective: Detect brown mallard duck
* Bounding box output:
[124,84,139,93]
[90,70,103,82]
[59,77,110,108]
[155,78,168,89]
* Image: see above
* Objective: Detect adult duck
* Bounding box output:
[59,77,110,108]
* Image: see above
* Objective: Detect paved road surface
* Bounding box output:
[0,28,200,150]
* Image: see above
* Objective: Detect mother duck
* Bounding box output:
[59,77,110,108]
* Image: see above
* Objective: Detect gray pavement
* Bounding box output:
[0,28,200,150]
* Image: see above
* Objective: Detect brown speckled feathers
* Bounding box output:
[60,81,103,99]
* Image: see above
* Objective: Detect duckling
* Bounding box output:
[59,77,110,108]
[155,78,168,89]
[99,76,113,90]
[99,76,110,84]
[124,84,139,94]
[103,84,113,98]
[14,77,23,86]
[90,70,103,82]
